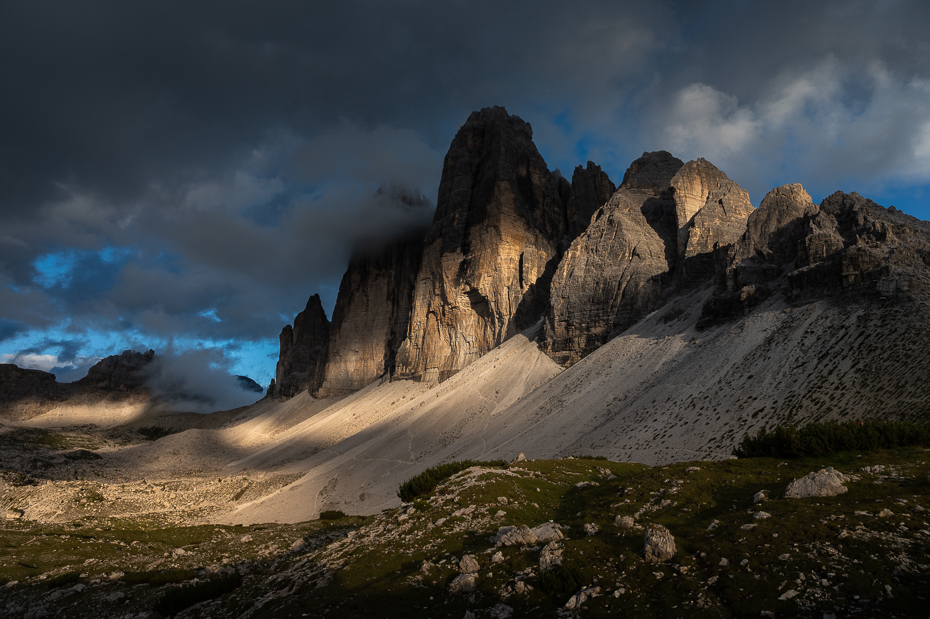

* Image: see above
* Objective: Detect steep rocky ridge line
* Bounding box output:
[393,106,572,383]
[0,350,155,421]
[270,294,330,398]
[542,152,753,367]
[700,186,930,327]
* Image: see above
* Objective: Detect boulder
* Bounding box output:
[493,524,538,547]
[448,573,476,594]
[539,541,564,572]
[615,515,636,529]
[784,467,850,499]
[564,586,601,610]
[459,554,479,574]
[643,524,676,563]
[530,522,564,543]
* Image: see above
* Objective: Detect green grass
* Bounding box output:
[27,429,100,451]
[2,452,928,618]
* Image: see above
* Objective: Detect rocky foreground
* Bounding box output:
[2,449,928,618]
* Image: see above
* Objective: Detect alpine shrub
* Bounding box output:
[735,420,930,458]
[397,460,506,502]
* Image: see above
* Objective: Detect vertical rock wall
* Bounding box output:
[272,294,330,398]
[317,232,425,397]
[394,106,569,383]
[542,151,682,366]
[542,152,755,367]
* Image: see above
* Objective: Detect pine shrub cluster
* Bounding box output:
[397,460,506,502]
[735,420,930,458]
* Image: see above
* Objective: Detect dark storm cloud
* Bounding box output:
[1,0,928,386]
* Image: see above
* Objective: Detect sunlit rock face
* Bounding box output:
[542,153,754,367]
[272,294,330,398]
[395,106,569,383]
[671,158,754,280]
[317,231,425,397]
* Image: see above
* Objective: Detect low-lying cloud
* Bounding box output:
[143,348,264,414]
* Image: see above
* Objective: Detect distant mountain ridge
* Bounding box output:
[0,349,266,419]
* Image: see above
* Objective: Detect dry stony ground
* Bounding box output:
[1,448,929,618]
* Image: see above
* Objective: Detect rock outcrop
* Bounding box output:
[317,230,425,397]
[542,152,680,366]
[272,295,330,398]
[784,467,850,498]
[672,158,754,280]
[643,523,676,563]
[75,349,155,393]
[699,186,930,327]
[0,350,157,420]
[395,106,570,383]
[542,152,754,366]
[566,162,616,240]
[0,365,63,403]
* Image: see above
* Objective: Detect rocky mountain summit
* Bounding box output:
[394,106,571,383]
[542,152,754,366]
[272,106,929,398]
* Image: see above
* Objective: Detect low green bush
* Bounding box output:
[319,510,346,520]
[397,460,506,502]
[735,420,930,458]
[538,563,586,597]
[154,572,242,616]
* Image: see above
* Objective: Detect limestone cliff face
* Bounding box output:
[394,106,569,383]
[317,231,425,397]
[542,152,755,366]
[566,162,616,240]
[272,294,330,398]
[699,186,930,327]
[541,151,682,366]
[672,159,754,279]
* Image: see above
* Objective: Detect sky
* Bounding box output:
[1,0,929,392]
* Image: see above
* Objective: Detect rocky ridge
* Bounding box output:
[0,350,156,420]
[394,106,571,383]
[270,295,330,398]
[542,152,753,366]
[699,185,930,327]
